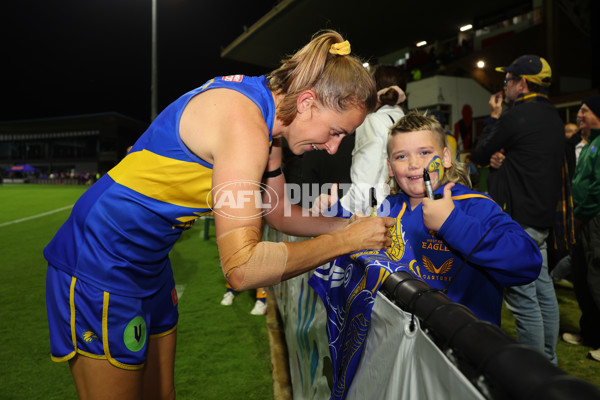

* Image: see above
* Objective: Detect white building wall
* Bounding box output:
[406,75,492,127]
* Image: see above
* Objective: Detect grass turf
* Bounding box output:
[0,183,272,399]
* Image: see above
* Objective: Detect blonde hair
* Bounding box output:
[267,30,377,126]
[387,111,471,195]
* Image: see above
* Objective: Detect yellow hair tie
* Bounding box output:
[329,40,351,55]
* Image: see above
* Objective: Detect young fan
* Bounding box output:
[384,111,542,324]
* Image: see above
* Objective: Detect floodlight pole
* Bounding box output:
[151,0,158,121]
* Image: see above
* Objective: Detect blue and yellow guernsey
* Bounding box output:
[44,75,275,297]
[385,183,541,324]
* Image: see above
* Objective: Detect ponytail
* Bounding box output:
[267,30,376,126]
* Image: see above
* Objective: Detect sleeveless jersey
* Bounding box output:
[44,75,275,297]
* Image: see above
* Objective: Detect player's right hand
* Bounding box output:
[343,214,394,251]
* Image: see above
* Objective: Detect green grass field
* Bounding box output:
[1,183,598,399]
[0,184,272,400]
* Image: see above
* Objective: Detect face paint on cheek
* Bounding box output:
[426,155,444,181]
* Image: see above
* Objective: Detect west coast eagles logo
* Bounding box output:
[82,331,98,343]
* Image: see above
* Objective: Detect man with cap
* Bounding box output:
[562,95,600,361]
[472,55,564,365]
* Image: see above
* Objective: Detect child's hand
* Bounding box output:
[422,182,455,232]
[311,183,338,216]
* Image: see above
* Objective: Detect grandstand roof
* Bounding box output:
[221,0,533,68]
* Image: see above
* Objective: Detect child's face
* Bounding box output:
[387,130,452,206]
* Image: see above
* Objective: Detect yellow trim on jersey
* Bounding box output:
[452,193,496,203]
[70,277,77,350]
[108,149,214,210]
[51,351,76,362]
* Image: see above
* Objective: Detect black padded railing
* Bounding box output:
[381,271,600,400]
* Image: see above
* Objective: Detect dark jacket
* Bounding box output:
[471,93,565,229]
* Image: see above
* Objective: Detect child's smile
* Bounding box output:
[387,130,451,208]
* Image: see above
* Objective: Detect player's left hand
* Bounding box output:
[422,182,455,232]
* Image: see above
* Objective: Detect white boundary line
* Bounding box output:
[0,205,74,228]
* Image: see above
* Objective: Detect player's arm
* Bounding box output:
[181,89,394,291]
[261,141,351,236]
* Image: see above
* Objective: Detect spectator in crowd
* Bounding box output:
[471,55,564,365]
[220,283,268,315]
[454,104,474,152]
[43,30,394,399]
[562,95,600,362]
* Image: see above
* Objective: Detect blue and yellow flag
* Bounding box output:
[309,248,417,400]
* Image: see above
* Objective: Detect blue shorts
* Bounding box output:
[46,264,179,370]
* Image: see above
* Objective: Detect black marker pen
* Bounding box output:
[370,187,377,216]
[423,168,434,200]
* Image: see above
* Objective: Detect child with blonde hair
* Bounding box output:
[383,111,542,324]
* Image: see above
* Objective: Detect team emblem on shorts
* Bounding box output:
[124,316,147,352]
[82,331,98,343]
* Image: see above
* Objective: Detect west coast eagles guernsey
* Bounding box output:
[44,75,275,297]
[384,183,542,324]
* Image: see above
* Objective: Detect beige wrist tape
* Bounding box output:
[216,226,288,291]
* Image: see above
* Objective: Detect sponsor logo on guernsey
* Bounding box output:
[421,255,454,281]
[82,331,98,343]
[222,75,243,82]
[124,316,147,352]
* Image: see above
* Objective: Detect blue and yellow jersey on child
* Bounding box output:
[383,183,541,325]
[44,75,275,297]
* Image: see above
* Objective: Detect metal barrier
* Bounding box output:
[381,271,600,400]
